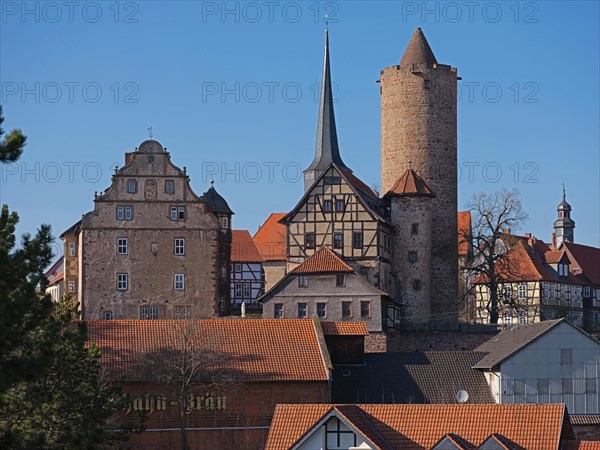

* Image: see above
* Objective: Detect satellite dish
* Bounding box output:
[456,390,469,403]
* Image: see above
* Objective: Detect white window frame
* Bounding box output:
[127,179,136,193]
[242,283,251,299]
[178,207,185,220]
[68,280,75,292]
[174,238,185,255]
[140,306,157,320]
[235,283,243,298]
[103,311,113,320]
[69,242,76,256]
[174,274,185,290]
[297,303,308,318]
[220,216,229,229]
[274,303,283,319]
[517,284,527,301]
[584,286,591,297]
[165,179,174,194]
[518,310,528,324]
[503,311,512,325]
[174,306,191,319]
[117,237,128,255]
[125,206,133,220]
[116,273,128,291]
[170,207,178,221]
[117,206,125,220]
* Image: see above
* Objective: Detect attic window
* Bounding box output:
[324,176,341,185]
[423,79,431,89]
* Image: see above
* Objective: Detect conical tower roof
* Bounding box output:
[399,28,438,68]
[204,182,234,215]
[385,165,435,197]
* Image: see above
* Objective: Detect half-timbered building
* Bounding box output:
[230,230,264,313]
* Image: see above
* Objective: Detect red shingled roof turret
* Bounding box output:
[291,247,353,274]
[400,28,438,68]
[386,167,435,197]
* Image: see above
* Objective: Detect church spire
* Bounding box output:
[303,29,348,192]
[400,28,438,68]
[553,184,575,248]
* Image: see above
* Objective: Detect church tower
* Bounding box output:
[380,28,459,323]
[553,186,575,248]
[303,30,349,192]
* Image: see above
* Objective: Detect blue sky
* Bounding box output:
[1,1,599,259]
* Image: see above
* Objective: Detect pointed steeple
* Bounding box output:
[399,28,438,68]
[553,184,575,247]
[304,30,348,192]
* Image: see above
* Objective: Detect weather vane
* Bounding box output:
[324,14,329,30]
[147,126,153,139]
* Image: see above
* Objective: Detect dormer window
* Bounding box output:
[558,263,569,277]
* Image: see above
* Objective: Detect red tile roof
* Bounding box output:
[562,242,600,286]
[386,168,435,197]
[458,211,472,257]
[265,403,570,450]
[87,319,330,382]
[253,213,287,261]
[320,321,368,336]
[339,167,378,200]
[290,247,353,274]
[472,235,585,285]
[231,229,263,262]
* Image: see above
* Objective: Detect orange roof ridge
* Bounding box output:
[253,213,287,261]
[290,247,354,274]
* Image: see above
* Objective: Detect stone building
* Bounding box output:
[260,247,397,351]
[277,28,460,326]
[60,139,232,320]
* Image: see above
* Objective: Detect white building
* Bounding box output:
[473,319,600,415]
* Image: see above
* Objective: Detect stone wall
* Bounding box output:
[380,62,459,323]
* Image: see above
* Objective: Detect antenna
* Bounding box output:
[147,126,153,139]
[456,390,469,403]
[324,14,329,30]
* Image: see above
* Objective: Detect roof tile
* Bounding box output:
[231,230,263,262]
[253,213,287,261]
[290,247,353,274]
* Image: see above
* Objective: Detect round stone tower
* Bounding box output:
[385,166,434,324]
[380,28,459,323]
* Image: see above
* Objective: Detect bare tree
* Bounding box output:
[460,189,529,324]
[139,319,240,450]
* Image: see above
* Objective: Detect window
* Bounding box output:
[560,348,572,365]
[586,378,597,394]
[408,251,418,263]
[220,266,227,278]
[342,302,352,318]
[560,284,566,300]
[102,311,113,320]
[174,306,191,319]
[360,301,370,317]
[352,232,363,249]
[297,303,307,318]
[125,206,133,220]
[174,274,185,290]
[117,237,128,255]
[170,206,185,221]
[411,223,419,234]
[383,234,390,252]
[336,274,345,287]
[220,216,229,229]
[518,284,527,300]
[333,233,343,249]
[140,306,158,320]
[413,279,422,291]
[69,242,76,256]
[423,79,431,89]
[235,283,243,298]
[562,378,573,394]
[305,233,316,249]
[518,310,528,324]
[335,198,345,212]
[324,176,341,185]
[127,179,136,193]
[584,286,591,297]
[537,379,549,394]
[174,238,185,255]
[323,200,332,212]
[68,281,75,292]
[243,284,251,299]
[513,379,525,395]
[116,273,128,291]
[165,180,174,194]
[298,275,308,287]
[317,303,327,318]
[274,303,283,319]
[502,286,512,302]
[235,263,242,272]
[503,311,512,325]
[117,206,125,220]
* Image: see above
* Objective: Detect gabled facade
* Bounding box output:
[282,164,392,292]
[230,229,264,310]
[473,319,600,415]
[44,255,65,301]
[61,139,231,320]
[253,212,287,291]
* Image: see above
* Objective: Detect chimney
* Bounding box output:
[524,233,532,238]
[503,228,511,234]
[125,152,133,165]
[551,232,556,248]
